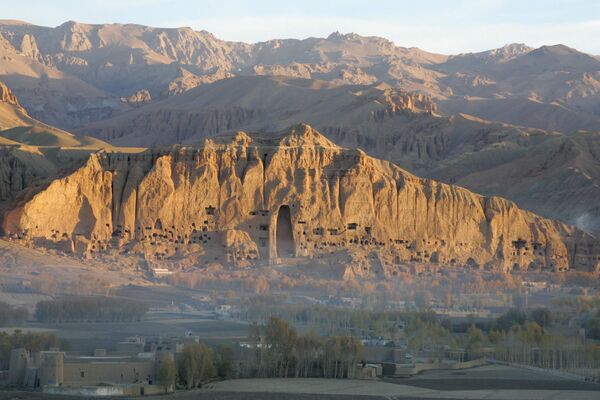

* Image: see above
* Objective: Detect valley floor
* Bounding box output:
[161,365,600,400]
[0,311,249,353]
[1,364,598,400]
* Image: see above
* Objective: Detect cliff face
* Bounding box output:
[0,81,31,130]
[3,125,599,273]
[0,82,22,108]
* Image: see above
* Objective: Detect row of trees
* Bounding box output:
[239,301,600,370]
[380,303,600,376]
[0,330,63,369]
[405,313,450,360]
[158,342,233,392]
[401,307,600,374]
[165,264,530,311]
[459,322,600,371]
[241,317,364,379]
[239,300,558,341]
[0,302,29,327]
[35,296,148,323]
[239,296,418,338]
[584,309,600,339]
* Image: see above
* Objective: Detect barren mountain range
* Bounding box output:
[2,21,600,132]
[0,19,598,268]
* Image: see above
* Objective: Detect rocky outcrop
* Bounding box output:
[121,89,152,106]
[3,124,599,273]
[370,88,437,120]
[163,67,234,97]
[19,33,41,60]
[0,81,23,109]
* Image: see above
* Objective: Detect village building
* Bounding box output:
[8,347,162,396]
[5,333,194,396]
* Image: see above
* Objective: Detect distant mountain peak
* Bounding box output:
[444,43,533,67]
[500,43,530,50]
[512,43,600,71]
[327,31,353,40]
[490,43,533,57]
[0,19,31,26]
[58,20,83,29]
[535,43,582,55]
[326,31,386,43]
[477,43,533,62]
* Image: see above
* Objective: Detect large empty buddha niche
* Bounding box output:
[275,205,294,257]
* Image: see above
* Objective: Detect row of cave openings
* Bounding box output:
[109,205,296,260]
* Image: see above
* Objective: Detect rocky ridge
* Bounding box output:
[2,124,598,274]
[0,81,21,108]
[2,21,600,135]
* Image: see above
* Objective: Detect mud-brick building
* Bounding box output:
[8,348,157,388]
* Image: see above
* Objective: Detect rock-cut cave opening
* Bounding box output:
[275,205,294,258]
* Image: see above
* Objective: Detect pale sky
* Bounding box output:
[3,0,600,54]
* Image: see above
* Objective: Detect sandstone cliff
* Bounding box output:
[74,76,600,235]
[0,81,22,108]
[0,81,30,129]
[3,124,599,273]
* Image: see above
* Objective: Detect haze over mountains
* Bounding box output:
[0,20,599,236]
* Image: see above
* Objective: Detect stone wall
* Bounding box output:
[63,359,156,386]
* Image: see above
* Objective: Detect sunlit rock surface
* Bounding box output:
[3,124,599,273]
